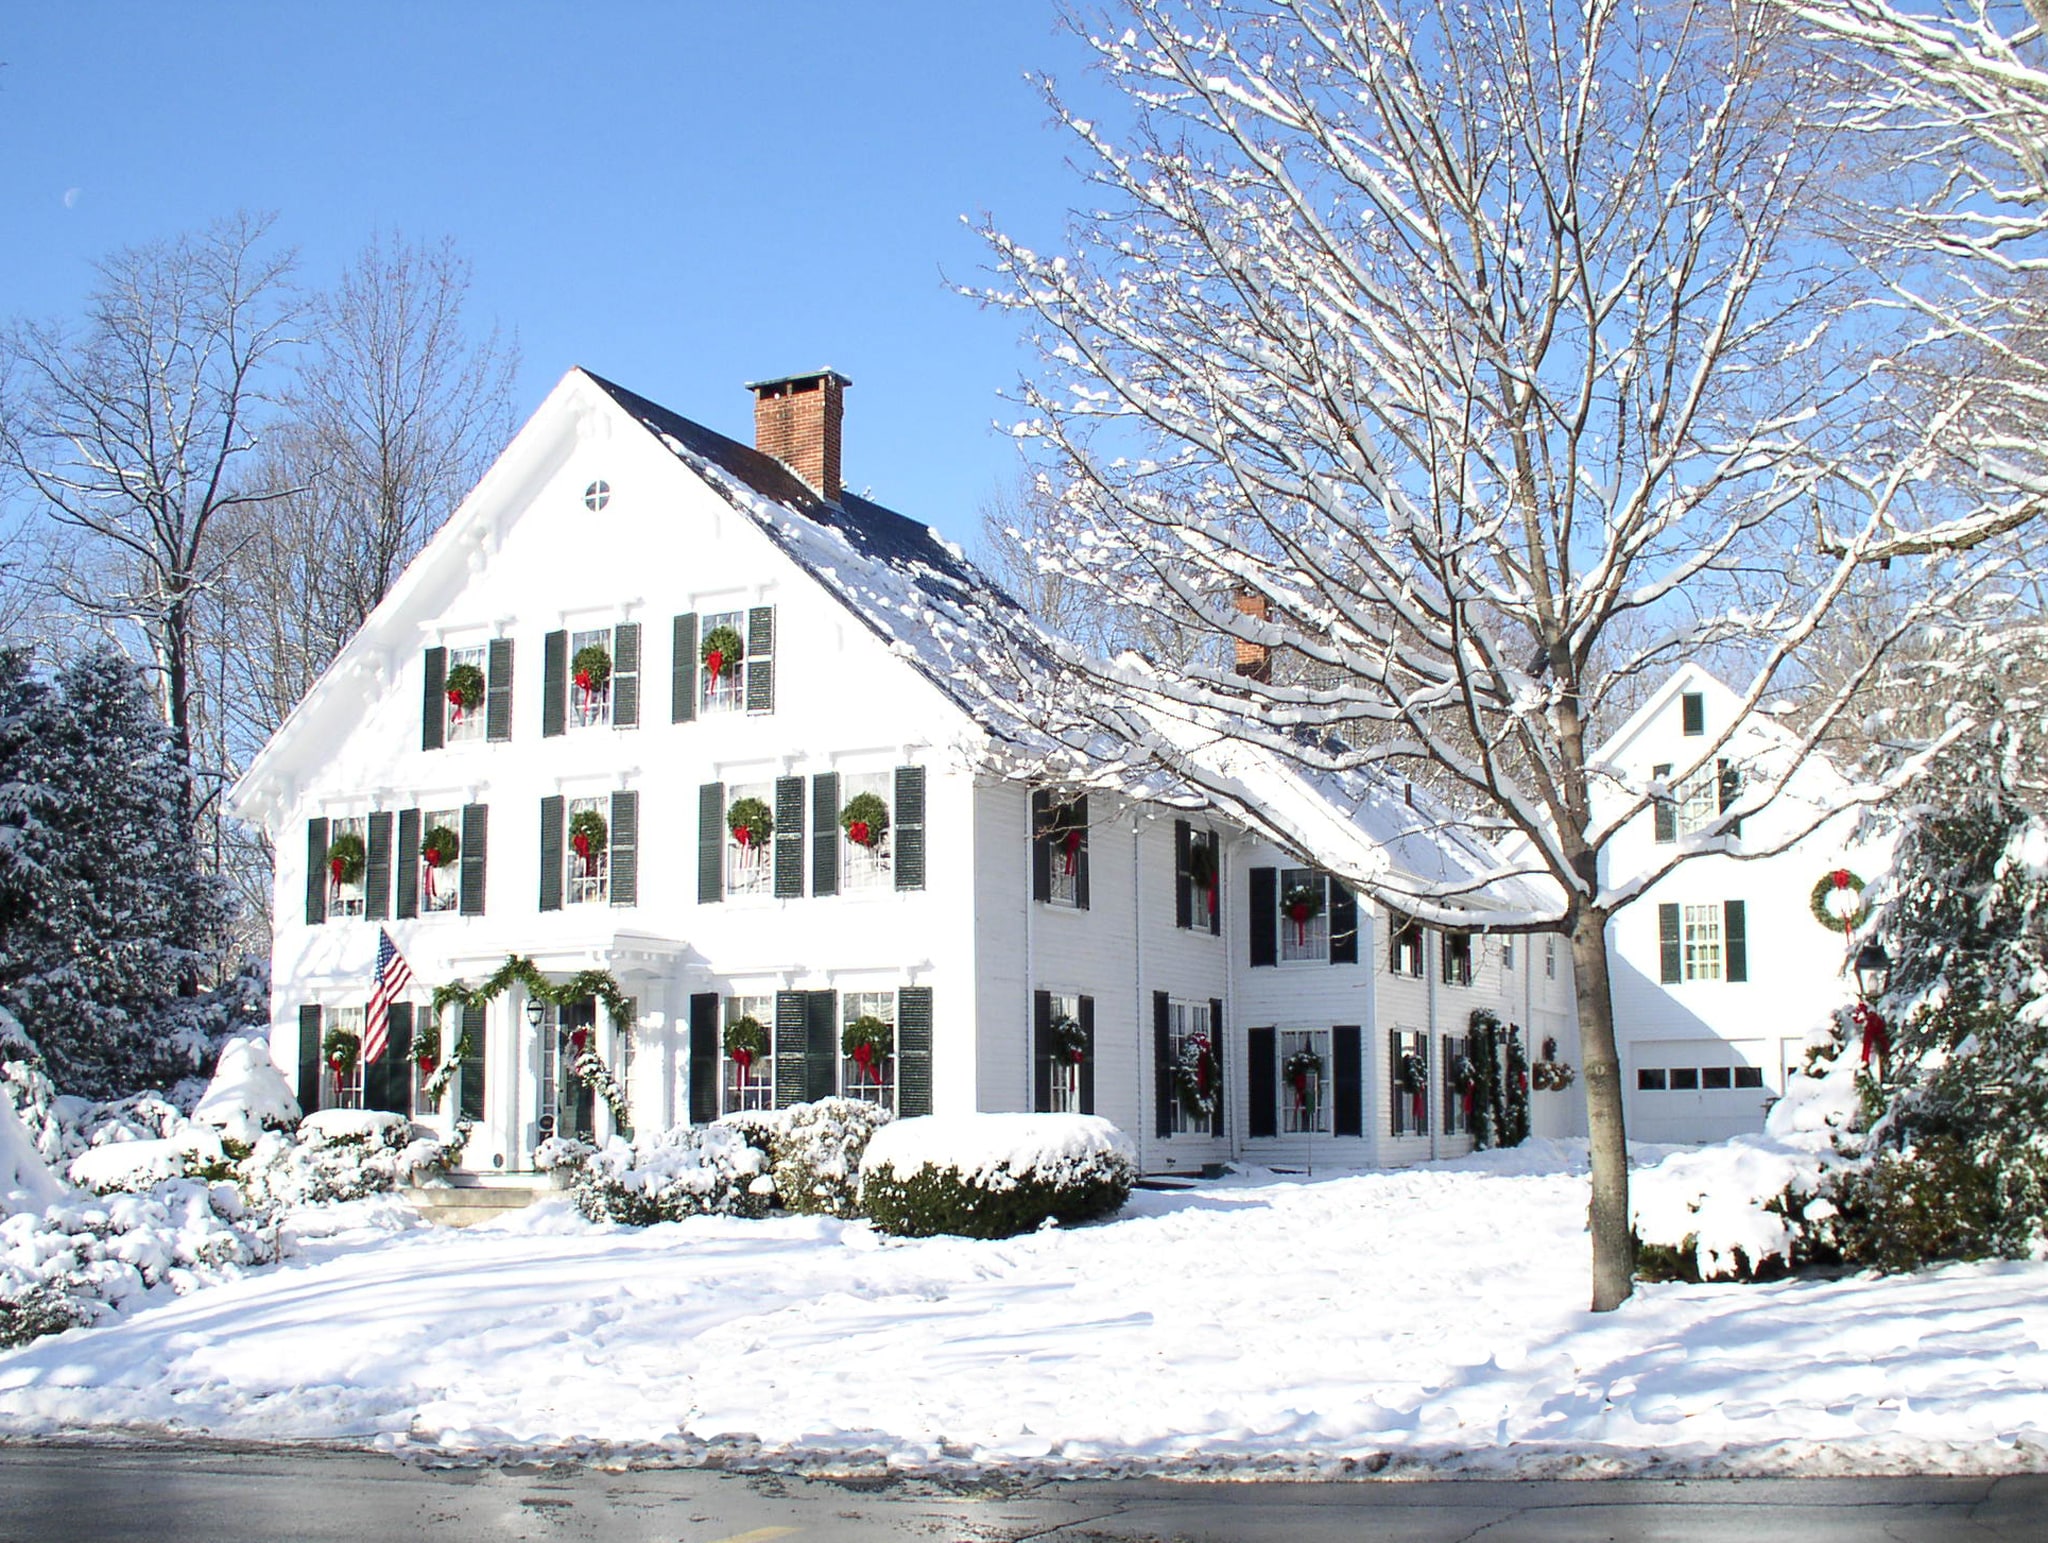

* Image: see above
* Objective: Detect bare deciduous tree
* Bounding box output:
[979,0,2030,1310]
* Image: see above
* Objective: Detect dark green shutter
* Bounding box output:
[698,782,724,903]
[774,777,805,899]
[893,765,925,891]
[1174,819,1193,929]
[746,606,775,713]
[395,808,421,920]
[1033,989,1053,1113]
[365,811,394,921]
[671,613,698,723]
[1682,691,1705,735]
[542,630,567,738]
[1247,1026,1277,1138]
[1208,997,1225,1136]
[1030,790,1052,902]
[689,992,719,1124]
[1205,833,1222,936]
[773,991,808,1108]
[298,1005,323,1113]
[305,818,329,925]
[422,647,446,751]
[1329,880,1358,964]
[458,1002,486,1123]
[388,1004,415,1115]
[539,795,565,912]
[1248,866,1277,966]
[1653,763,1675,843]
[609,790,639,907]
[1725,900,1748,982]
[1333,1024,1362,1136]
[1659,902,1682,983]
[486,638,514,741]
[1073,795,1091,909]
[1153,991,1173,1139]
[812,773,840,897]
[612,622,642,728]
[805,990,838,1102]
[898,986,933,1118]
[1079,995,1097,1116]
[459,803,487,917]
[1719,758,1741,836]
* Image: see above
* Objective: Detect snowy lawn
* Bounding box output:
[1,1142,2043,1477]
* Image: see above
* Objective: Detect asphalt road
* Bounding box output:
[0,1445,2044,1542]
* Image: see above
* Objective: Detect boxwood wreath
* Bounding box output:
[571,643,611,694]
[839,791,890,850]
[428,956,632,1124]
[420,824,460,905]
[322,1025,360,1077]
[1049,1012,1088,1066]
[727,795,773,849]
[1174,1033,1218,1122]
[700,623,744,686]
[325,829,366,888]
[443,661,485,713]
[843,1014,894,1084]
[724,1014,769,1074]
[568,807,607,869]
[1810,868,1869,935]
[1281,880,1324,949]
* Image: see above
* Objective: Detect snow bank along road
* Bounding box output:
[2,1146,2046,1477]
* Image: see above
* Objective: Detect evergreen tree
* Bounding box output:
[0,649,230,1096]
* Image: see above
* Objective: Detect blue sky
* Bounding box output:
[0,3,1101,546]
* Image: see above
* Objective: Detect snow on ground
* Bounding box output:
[0,1141,2043,1477]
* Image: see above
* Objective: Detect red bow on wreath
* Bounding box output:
[574,668,595,691]
[732,1046,753,1074]
[1287,900,1314,948]
[1062,826,1083,875]
[848,819,871,846]
[568,1027,590,1055]
[705,647,726,684]
[328,1054,344,1072]
[571,831,592,863]
[1292,1070,1312,1106]
[852,1040,879,1083]
[734,823,756,848]
[330,856,345,884]
[416,1051,435,1073]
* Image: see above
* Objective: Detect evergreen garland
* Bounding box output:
[727,795,774,848]
[839,791,890,849]
[443,661,486,711]
[429,956,635,1121]
[1502,1028,1532,1146]
[571,643,612,693]
[1469,1008,1503,1148]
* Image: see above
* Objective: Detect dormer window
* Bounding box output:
[1681,691,1705,735]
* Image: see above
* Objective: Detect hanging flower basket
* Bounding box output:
[1282,881,1324,948]
[1174,1034,1217,1121]
[727,795,774,850]
[322,1026,360,1077]
[842,1015,894,1084]
[412,1017,441,1074]
[569,808,608,870]
[1810,868,1868,934]
[1284,1047,1323,1115]
[326,830,366,888]
[840,791,891,850]
[571,643,612,695]
[444,661,485,714]
[1049,1013,1087,1066]
[700,624,745,686]
[724,1015,770,1074]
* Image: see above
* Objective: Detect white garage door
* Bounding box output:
[1627,1036,1772,1145]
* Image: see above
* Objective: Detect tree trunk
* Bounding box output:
[1571,907,1633,1312]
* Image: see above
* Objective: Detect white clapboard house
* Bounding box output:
[229,366,1581,1177]
[1593,665,1888,1144]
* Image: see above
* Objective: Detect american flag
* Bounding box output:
[365,928,413,1065]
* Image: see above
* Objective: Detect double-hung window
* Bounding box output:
[700,609,748,716]
[1280,1026,1330,1135]
[327,816,367,920]
[1441,932,1474,987]
[329,1005,366,1109]
[570,627,615,730]
[1279,869,1329,963]
[1047,990,1083,1114]
[421,806,460,915]
[723,994,774,1114]
[840,770,894,892]
[445,644,486,744]
[1388,915,1425,977]
[841,989,897,1111]
[1167,999,1214,1135]
[726,780,774,898]
[1682,903,1723,981]
[566,795,609,906]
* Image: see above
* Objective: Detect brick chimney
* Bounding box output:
[746,369,851,502]
[1233,589,1273,682]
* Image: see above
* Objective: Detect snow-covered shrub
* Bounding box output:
[858,1114,1136,1239]
[723,1097,894,1217]
[191,1032,299,1148]
[238,1110,456,1208]
[572,1124,773,1225]
[68,1124,231,1194]
[533,1135,596,1173]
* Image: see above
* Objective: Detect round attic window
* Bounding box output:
[583,479,612,511]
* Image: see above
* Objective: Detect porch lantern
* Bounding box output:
[1849,939,1892,1080]
[525,996,546,1030]
[1853,940,1892,1002]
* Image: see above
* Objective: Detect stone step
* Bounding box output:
[405,1184,545,1228]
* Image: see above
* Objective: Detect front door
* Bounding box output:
[540,999,597,1145]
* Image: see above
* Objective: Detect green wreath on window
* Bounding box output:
[443,661,485,712]
[419,825,461,869]
[325,830,366,887]
[727,795,774,849]
[1049,1013,1087,1065]
[724,1015,770,1072]
[322,1026,360,1076]
[1398,1052,1428,1093]
[571,643,612,693]
[1186,838,1218,890]
[843,1015,893,1084]
[700,624,745,686]
[839,791,891,850]
[411,1017,441,1074]
[1174,1034,1217,1121]
[568,808,608,867]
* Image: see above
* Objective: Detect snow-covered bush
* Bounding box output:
[858,1114,1136,1239]
[723,1097,894,1217]
[572,1123,773,1225]
[239,1110,458,1209]
[532,1135,596,1173]
[191,1032,300,1148]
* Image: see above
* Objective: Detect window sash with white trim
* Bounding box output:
[1682,903,1723,981]
[569,627,614,730]
[567,794,609,906]
[841,989,897,1111]
[1281,1026,1330,1135]
[723,994,775,1113]
[445,644,486,743]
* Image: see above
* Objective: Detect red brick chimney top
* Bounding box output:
[746,369,852,503]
